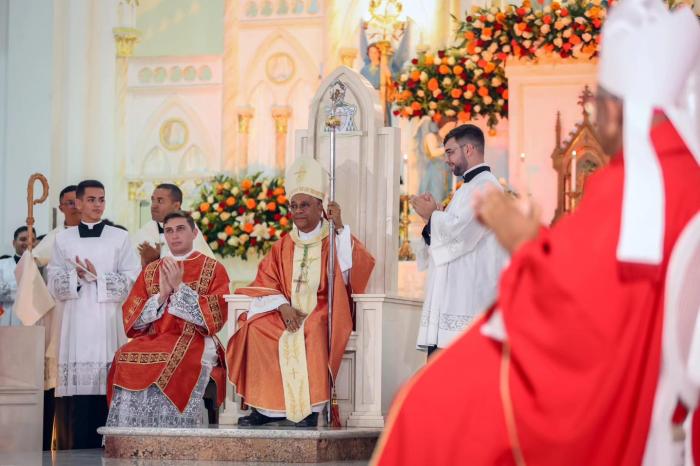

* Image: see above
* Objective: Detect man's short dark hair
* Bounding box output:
[59,185,77,201]
[163,211,195,230]
[76,180,105,198]
[443,124,485,154]
[155,183,183,204]
[14,226,36,241]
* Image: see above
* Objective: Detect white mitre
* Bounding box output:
[598,0,700,266]
[285,156,328,201]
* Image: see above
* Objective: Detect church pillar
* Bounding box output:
[271,106,292,174]
[113,1,139,230]
[222,0,240,173]
[339,48,358,68]
[237,106,254,175]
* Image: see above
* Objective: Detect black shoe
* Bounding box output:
[238,409,284,426]
[295,412,319,427]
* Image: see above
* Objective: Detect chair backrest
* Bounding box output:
[664,210,700,408]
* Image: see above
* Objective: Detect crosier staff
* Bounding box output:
[26,173,49,252]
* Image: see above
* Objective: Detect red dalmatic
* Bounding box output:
[373,119,700,465]
[108,252,229,412]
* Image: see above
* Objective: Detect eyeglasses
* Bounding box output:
[289,202,314,213]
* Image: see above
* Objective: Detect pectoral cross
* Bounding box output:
[294,245,310,293]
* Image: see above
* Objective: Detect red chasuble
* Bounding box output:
[107,252,229,412]
[373,119,700,465]
[226,232,375,412]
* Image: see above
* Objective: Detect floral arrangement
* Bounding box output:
[394,0,610,129]
[191,173,292,260]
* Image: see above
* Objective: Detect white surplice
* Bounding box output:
[130,220,214,260]
[0,256,19,326]
[415,165,509,350]
[47,222,140,396]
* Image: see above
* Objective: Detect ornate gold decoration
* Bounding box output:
[398,194,415,261]
[127,180,143,201]
[25,173,49,251]
[551,85,608,222]
[159,118,189,152]
[237,108,254,134]
[271,106,292,134]
[113,27,140,58]
[265,52,295,84]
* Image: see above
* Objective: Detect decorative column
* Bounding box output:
[222,0,240,172]
[377,40,393,126]
[271,106,292,174]
[236,106,254,175]
[113,0,140,230]
[339,47,358,68]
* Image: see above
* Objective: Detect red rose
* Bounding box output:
[238,207,245,214]
[479,15,487,22]
[437,50,446,58]
[274,213,282,221]
[495,23,503,31]
[560,8,569,17]
[477,39,485,47]
[436,93,445,100]
[393,110,400,116]
[250,238,258,247]
[560,51,569,58]
[516,7,526,16]
[407,80,417,89]
[464,103,472,112]
[217,239,225,247]
[466,16,473,22]
[267,189,273,197]
[208,223,214,230]
[411,58,418,65]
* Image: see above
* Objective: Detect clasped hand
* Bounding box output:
[158,257,184,305]
[279,303,306,333]
[75,256,97,281]
[410,193,442,223]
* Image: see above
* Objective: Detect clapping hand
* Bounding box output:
[138,242,161,266]
[158,257,184,304]
[410,192,441,223]
[75,256,97,281]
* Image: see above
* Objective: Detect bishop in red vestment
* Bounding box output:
[372,2,700,463]
[107,211,229,427]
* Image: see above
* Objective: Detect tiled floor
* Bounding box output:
[0,449,368,466]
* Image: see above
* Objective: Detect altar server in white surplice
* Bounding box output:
[131,183,213,267]
[0,226,36,326]
[411,124,508,356]
[48,179,140,450]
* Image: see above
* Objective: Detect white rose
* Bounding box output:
[487,14,495,22]
[563,28,572,38]
[209,241,218,250]
[498,99,504,105]
[191,211,201,220]
[490,6,498,13]
[562,17,572,26]
[582,33,592,42]
[483,96,493,105]
[445,109,456,116]
[257,201,267,211]
[474,105,481,112]
[202,217,210,225]
[223,182,231,189]
[575,17,585,24]
[475,47,482,54]
[232,187,239,195]
[523,31,533,39]
[220,212,231,221]
[420,71,428,82]
[465,91,474,99]
[447,56,456,65]
[227,237,239,246]
[432,89,441,98]
[239,234,249,243]
[452,99,460,106]
[523,39,532,48]
[553,37,563,47]
[489,43,498,53]
[207,195,214,204]
[442,77,452,86]
[474,69,483,76]
[503,45,511,53]
[434,57,441,65]
[544,5,552,13]
[458,79,465,86]
[217,232,228,241]
[540,24,551,34]
[417,89,425,97]
[429,101,438,109]
[491,77,502,87]
[428,110,435,116]
[400,73,408,82]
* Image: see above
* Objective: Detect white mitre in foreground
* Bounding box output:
[598,0,700,266]
[285,156,328,201]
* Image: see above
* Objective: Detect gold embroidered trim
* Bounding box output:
[197,257,216,295]
[125,296,145,326]
[145,261,159,295]
[118,351,170,364]
[156,322,195,390]
[207,295,222,330]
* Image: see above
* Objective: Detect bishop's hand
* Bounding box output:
[279,304,305,333]
[473,185,541,254]
[327,201,344,232]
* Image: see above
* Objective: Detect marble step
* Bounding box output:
[98,425,382,463]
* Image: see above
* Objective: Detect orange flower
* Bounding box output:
[225,225,234,236]
[411,102,422,111]
[267,202,277,211]
[467,42,477,54]
[245,198,256,209]
[464,31,475,40]
[544,44,555,53]
[485,62,496,73]
[427,78,439,91]
[425,55,434,66]
[551,1,561,10]
[496,12,506,22]
[216,205,224,213]
[569,35,582,45]
[216,183,224,192]
[241,179,253,190]
[273,187,285,196]
[410,70,421,81]
[466,83,477,93]
[199,202,210,213]
[482,27,493,38]
[458,111,470,121]
[517,22,528,32]
[451,88,463,99]
[243,223,254,234]
[453,65,464,75]
[432,113,443,123]
[477,59,488,68]
[277,194,287,204]
[438,64,450,75]
[478,86,490,97]
[225,196,236,206]
[269,227,277,236]
[280,217,289,227]
[502,89,509,100]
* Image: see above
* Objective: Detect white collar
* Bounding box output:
[81,221,101,229]
[297,220,323,241]
[171,249,196,261]
[462,162,487,178]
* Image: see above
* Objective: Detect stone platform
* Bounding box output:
[98,425,382,463]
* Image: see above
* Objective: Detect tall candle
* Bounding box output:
[571,150,577,193]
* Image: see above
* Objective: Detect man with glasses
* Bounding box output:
[226,156,375,427]
[410,124,508,357]
[47,179,140,449]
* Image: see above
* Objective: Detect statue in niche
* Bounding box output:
[413,118,452,201]
[359,20,411,92]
